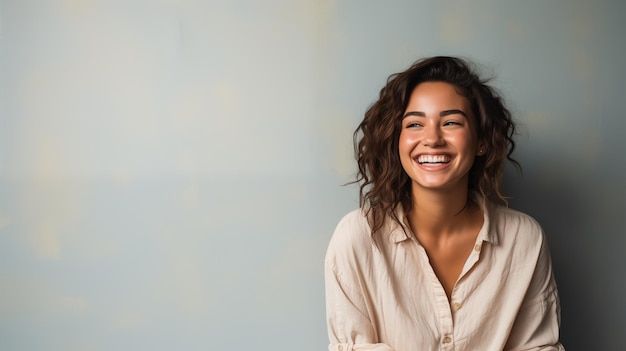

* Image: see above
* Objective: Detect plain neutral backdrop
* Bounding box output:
[1,1,624,350]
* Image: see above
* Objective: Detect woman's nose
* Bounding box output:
[422,125,444,146]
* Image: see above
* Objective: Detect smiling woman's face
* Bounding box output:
[399,81,484,194]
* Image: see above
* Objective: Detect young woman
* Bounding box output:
[325,57,564,351]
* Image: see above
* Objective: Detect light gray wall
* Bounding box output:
[1,1,624,350]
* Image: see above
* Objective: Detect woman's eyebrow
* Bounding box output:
[402,111,425,118]
[440,109,467,117]
[402,109,467,119]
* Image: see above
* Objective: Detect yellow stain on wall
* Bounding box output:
[58,295,89,313]
[62,0,91,16]
[179,181,201,209]
[437,2,471,46]
[16,168,86,261]
[112,168,134,186]
[280,0,338,44]
[216,83,239,116]
[114,312,143,330]
[170,256,213,316]
[506,20,525,41]
[167,85,214,129]
[579,130,602,167]
[439,18,468,45]
[35,134,66,181]
[177,152,197,176]
[14,136,79,260]
[562,4,598,85]
[0,215,12,230]
[33,221,62,260]
[570,50,594,84]
[0,275,89,315]
[524,111,552,130]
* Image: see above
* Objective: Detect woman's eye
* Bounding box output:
[443,120,462,127]
[406,122,422,128]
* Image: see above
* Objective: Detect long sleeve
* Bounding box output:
[504,230,565,351]
[324,211,395,351]
[325,257,394,351]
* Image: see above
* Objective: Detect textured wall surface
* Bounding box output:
[1,1,624,350]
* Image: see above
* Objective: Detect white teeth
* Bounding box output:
[417,155,450,164]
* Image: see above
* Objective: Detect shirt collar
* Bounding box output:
[472,192,498,245]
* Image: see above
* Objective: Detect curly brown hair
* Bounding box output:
[354,56,520,235]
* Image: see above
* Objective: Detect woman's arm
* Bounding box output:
[325,258,394,351]
[505,231,565,351]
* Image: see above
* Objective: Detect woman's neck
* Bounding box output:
[406,186,476,239]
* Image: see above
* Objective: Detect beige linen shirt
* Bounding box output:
[325,197,564,351]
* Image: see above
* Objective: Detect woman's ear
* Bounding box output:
[476,142,487,156]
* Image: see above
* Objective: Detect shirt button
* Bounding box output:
[338,346,343,351]
[443,336,452,344]
[452,302,462,310]
[474,244,481,251]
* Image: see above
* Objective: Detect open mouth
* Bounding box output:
[416,154,451,165]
